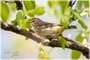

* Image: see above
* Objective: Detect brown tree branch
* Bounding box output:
[0,22,41,43]
[0,22,89,58]
[47,37,89,58]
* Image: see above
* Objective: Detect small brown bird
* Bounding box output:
[29,18,65,40]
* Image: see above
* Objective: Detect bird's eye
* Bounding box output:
[32,20,35,22]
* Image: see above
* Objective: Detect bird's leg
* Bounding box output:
[40,37,51,46]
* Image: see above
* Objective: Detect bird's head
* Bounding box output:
[30,18,40,24]
[28,18,43,27]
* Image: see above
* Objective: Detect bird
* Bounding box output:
[28,18,65,40]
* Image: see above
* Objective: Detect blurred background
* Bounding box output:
[0,0,90,59]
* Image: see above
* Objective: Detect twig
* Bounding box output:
[68,0,76,7]
[0,22,41,43]
[47,37,89,58]
[14,0,23,10]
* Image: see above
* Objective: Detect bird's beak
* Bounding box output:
[26,18,33,24]
[27,21,32,24]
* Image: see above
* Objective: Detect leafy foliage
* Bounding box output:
[48,0,89,59]
[78,1,83,10]
[60,7,72,28]
[78,0,89,10]
[38,47,50,59]
[11,0,45,29]
[11,3,16,10]
[27,10,35,17]
[11,10,33,29]
[11,10,25,26]
[72,10,87,29]
[72,50,81,59]
[76,30,89,44]
[27,7,45,17]
[34,7,45,16]
[1,2,10,22]
[23,0,36,11]
[48,0,88,30]
[58,36,69,49]
[58,0,70,14]
[23,0,45,17]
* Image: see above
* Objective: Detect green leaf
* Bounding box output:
[48,1,57,8]
[58,36,65,49]
[58,36,69,49]
[54,9,60,17]
[19,18,32,29]
[72,50,81,59]
[1,2,10,22]
[12,10,25,26]
[26,23,33,29]
[78,0,83,10]
[76,34,83,43]
[20,19,27,29]
[27,10,35,17]
[11,19,18,26]
[59,0,69,14]
[60,15,69,28]
[60,7,72,28]
[11,3,16,10]
[72,10,87,29]
[23,0,36,11]
[27,7,45,17]
[38,47,50,59]
[75,33,86,43]
[16,10,25,19]
[84,0,89,8]
[16,10,25,26]
[12,10,32,29]
[24,19,33,29]
[76,30,89,43]
[34,7,45,15]
[48,1,54,8]
[78,0,89,10]
[62,38,69,47]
